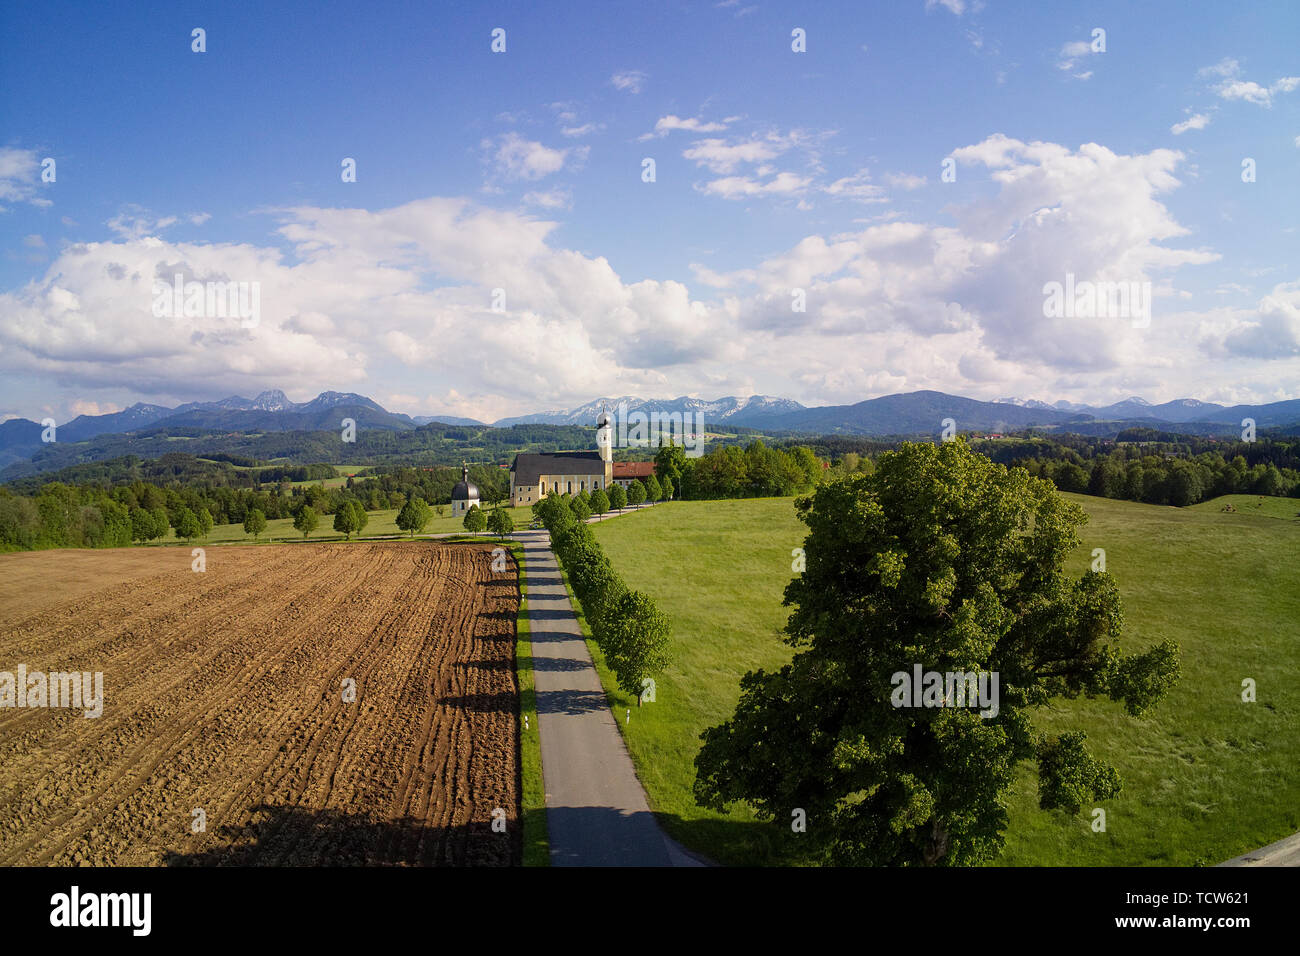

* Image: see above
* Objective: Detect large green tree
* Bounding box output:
[694,440,1179,866]
[654,437,686,487]
[463,504,486,534]
[396,497,432,537]
[243,508,267,541]
[173,507,202,542]
[487,506,514,539]
[607,483,627,511]
[333,500,366,539]
[627,480,646,506]
[293,505,319,539]
[595,589,672,704]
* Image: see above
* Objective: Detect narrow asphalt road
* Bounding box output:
[1220,832,1300,866]
[516,524,703,866]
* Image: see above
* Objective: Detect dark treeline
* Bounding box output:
[980,434,1300,505]
[0,455,522,552]
[3,430,1297,553]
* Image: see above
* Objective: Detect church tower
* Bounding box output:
[596,405,613,464]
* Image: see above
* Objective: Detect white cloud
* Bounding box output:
[484,133,581,182]
[1204,58,1300,107]
[610,70,647,94]
[884,171,928,190]
[682,136,792,173]
[823,169,888,203]
[106,207,180,239]
[1208,282,1300,359]
[3,135,1287,416]
[925,0,966,14]
[701,172,812,200]
[640,114,731,140]
[69,399,122,417]
[522,188,572,210]
[1056,36,1101,77]
[0,147,52,209]
[1171,113,1211,135]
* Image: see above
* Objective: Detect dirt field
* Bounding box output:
[0,542,520,866]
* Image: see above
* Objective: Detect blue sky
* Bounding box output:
[2,0,1298,423]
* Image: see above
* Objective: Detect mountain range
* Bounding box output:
[2,387,1298,475]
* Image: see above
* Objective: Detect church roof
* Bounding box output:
[510,451,605,485]
[451,463,479,500]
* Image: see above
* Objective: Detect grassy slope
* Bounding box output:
[590,493,1300,866]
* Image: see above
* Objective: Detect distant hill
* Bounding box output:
[748,390,1090,436]
[4,385,1300,480]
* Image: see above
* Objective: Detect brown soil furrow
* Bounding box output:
[0,542,518,866]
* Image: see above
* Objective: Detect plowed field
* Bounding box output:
[0,542,520,866]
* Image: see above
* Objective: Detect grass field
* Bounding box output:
[154,505,535,546]
[588,493,1300,866]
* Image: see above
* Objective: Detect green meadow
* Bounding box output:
[588,493,1300,866]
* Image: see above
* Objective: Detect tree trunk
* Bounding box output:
[922,818,949,865]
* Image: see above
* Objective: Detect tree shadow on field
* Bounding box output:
[164,803,519,867]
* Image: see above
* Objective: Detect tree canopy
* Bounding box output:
[694,440,1179,866]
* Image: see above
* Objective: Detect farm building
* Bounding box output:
[611,460,655,489]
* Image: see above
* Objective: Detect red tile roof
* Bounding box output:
[611,461,656,478]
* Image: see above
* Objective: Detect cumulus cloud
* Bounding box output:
[1209,282,1300,359]
[483,133,583,182]
[1202,57,1299,107]
[708,135,1221,381]
[2,135,1286,416]
[0,197,728,407]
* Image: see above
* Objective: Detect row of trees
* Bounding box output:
[1020,450,1297,506]
[460,504,514,538]
[533,493,671,703]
